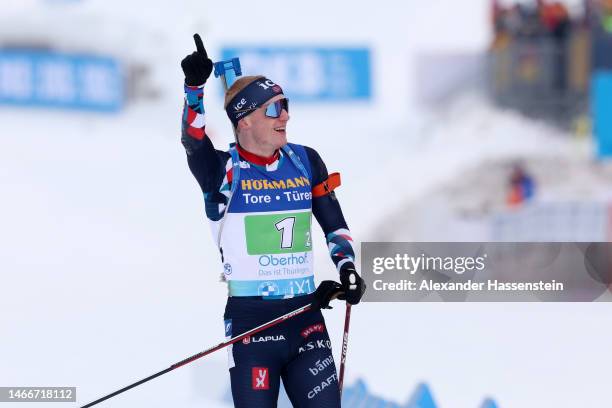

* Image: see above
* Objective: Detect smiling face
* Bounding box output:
[237,94,290,157]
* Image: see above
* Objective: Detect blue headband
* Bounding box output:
[226,77,283,127]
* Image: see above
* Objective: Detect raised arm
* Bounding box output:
[180,34,224,194]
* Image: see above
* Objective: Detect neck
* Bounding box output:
[236,144,280,165]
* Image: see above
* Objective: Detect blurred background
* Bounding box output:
[1,0,612,407]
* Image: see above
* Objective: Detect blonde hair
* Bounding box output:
[224,75,265,109]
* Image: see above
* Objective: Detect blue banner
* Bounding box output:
[593,71,612,159]
[221,47,371,102]
[0,50,123,112]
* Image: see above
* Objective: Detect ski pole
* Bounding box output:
[213,57,241,91]
[214,57,242,143]
[338,303,352,398]
[80,303,312,408]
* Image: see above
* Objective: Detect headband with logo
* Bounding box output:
[226,77,283,127]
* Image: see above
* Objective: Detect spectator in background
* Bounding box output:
[507,164,536,207]
[539,0,570,34]
[492,0,514,48]
[491,2,534,48]
[591,0,612,70]
[539,1,571,91]
[492,0,504,32]
[518,1,546,37]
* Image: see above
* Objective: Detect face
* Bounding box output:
[240,94,289,154]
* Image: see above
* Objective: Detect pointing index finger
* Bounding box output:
[193,33,206,56]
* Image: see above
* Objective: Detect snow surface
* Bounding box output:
[2,1,612,408]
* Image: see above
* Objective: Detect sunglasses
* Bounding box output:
[235,98,289,118]
[264,98,289,118]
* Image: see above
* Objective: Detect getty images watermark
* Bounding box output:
[361,243,612,302]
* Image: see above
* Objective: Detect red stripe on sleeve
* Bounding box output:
[187,126,205,140]
[187,107,197,124]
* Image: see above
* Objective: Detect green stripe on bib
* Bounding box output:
[244,211,312,255]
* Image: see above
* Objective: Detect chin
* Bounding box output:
[274,134,287,147]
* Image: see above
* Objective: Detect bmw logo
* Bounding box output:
[224,263,232,275]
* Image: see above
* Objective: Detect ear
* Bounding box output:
[237,116,251,132]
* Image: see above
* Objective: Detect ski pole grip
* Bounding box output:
[331,290,344,301]
[213,58,242,89]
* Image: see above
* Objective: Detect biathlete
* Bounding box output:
[180,34,365,408]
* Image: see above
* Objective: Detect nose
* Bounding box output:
[279,108,289,121]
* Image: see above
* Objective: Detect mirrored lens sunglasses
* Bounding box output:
[264,98,289,118]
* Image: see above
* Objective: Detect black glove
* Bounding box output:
[181,33,213,87]
[312,280,342,310]
[338,262,366,305]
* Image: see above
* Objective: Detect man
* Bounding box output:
[180,34,365,407]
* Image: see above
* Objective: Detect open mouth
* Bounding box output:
[274,127,286,133]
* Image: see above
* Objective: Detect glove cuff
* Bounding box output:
[337,259,356,274]
[185,78,207,87]
[184,83,206,89]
